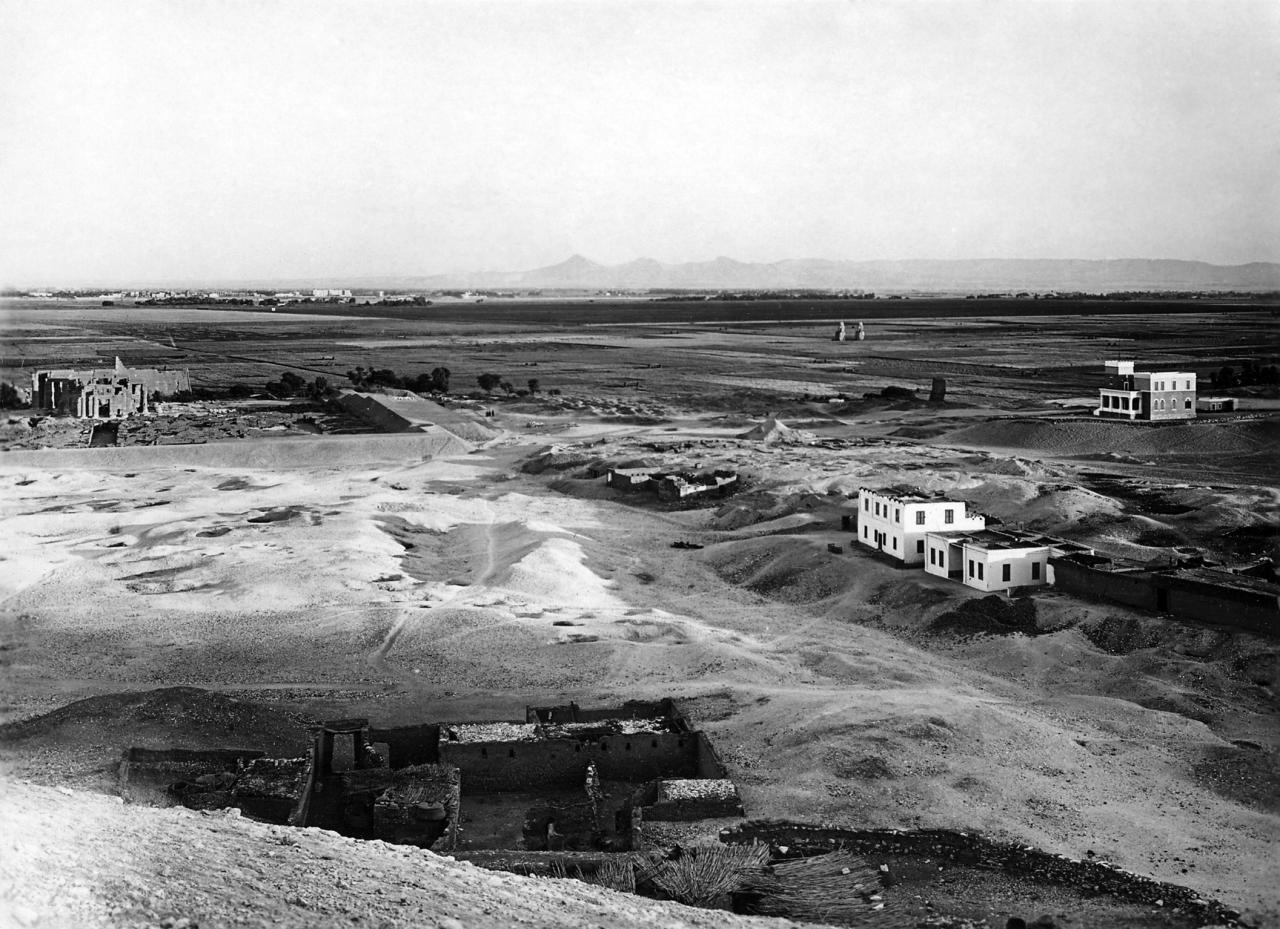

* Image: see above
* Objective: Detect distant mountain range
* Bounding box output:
[373,256,1280,293]
[29,256,1280,294]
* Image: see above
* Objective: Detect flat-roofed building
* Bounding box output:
[1096,360,1196,421]
[856,486,985,565]
[924,529,1093,592]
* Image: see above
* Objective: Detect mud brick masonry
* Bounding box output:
[32,357,190,419]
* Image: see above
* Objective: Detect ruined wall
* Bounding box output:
[1050,559,1159,611]
[118,747,264,801]
[440,732,701,793]
[526,700,679,725]
[367,723,441,768]
[1051,559,1278,637]
[1163,579,1278,636]
[694,732,729,779]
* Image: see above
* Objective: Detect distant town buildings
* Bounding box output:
[856,486,986,565]
[31,358,191,419]
[312,289,353,299]
[1096,360,1197,421]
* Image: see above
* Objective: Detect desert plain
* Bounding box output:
[1,296,1278,928]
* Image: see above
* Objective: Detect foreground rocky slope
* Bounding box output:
[0,780,818,929]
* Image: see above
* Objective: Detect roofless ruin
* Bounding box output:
[120,698,741,854]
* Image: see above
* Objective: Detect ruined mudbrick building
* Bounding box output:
[31,358,191,419]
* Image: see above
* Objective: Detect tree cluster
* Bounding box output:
[476,374,542,396]
[1209,361,1279,389]
[265,372,338,400]
[346,366,451,393]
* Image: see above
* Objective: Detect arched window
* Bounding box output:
[1185,398,1192,410]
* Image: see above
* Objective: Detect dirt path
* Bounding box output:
[370,500,501,684]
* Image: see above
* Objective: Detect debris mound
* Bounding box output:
[930,596,1042,637]
[1080,615,1164,654]
[738,414,813,445]
[0,687,309,754]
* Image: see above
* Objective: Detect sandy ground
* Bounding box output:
[2,305,1278,926]
[0,780,820,929]
[1,412,1277,925]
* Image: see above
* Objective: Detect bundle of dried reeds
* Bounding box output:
[744,849,910,927]
[642,844,771,908]
[547,855,639,894]
[581,855,638,894]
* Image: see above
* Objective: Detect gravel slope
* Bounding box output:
[0,779,818,929]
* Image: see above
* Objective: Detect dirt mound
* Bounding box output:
[520,447,609,475]
[707,491,831,531]
[930,596,1043,637]
[1080,616,1165,655]
[738,414,814,445]
[942,417,1280,458]
[0,687,310,755]
[0,432,471,470]
[703,538,853,604]
[1194,744,1280,814]
[1,781,810,929]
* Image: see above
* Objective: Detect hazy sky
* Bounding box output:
[2,0,1278,284]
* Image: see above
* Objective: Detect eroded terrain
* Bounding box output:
[2,300,1278,927]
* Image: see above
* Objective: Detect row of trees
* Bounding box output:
[1207,361,1279,388]
[346,366,451,393]
[264,372,338,400]
[346,367,546,397]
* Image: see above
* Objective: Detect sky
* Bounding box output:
[1,0,1278,285]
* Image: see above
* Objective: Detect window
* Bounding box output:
[891,536,897,550]
[915,511,925,525]
[945,508,954,525]
[977,563,984,580]
[895,508,900,522]
[863,526,869,538]
[930,549,936,566]
[1185,398,1192,410]
[968,559,974,577]
[917,540,925,554]
[864,497,869,511]
[874,502,880,516]
[1002,564,1011,582]
[1031,562,1040,580]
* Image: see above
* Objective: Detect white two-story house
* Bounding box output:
[856,487,986,565]
[923,529,1095,592]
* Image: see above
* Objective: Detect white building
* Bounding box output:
[923,529,1094,592]
[1096,360,1197,421]
[856,487,986,565]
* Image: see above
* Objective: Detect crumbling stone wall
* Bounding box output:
[440,732,702,793]
[367,723,441,768]
[119,747,265,803]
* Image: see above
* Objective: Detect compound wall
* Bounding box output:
[440,731,706,793]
